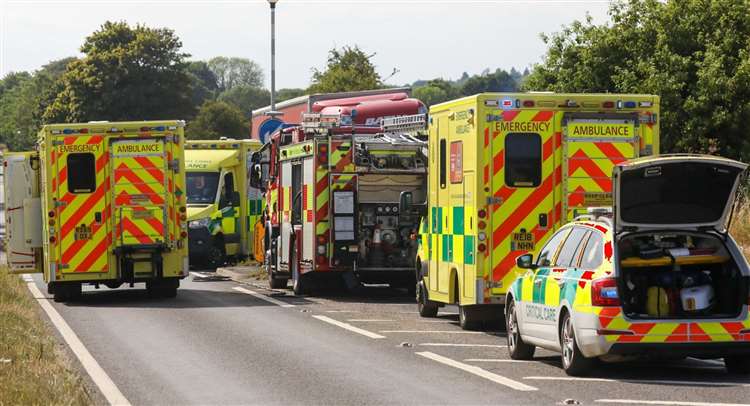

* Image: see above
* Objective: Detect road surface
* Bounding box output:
[27,272,750,406]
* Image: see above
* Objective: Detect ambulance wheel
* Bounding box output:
[560,310,593,376]
[417,281,439,318]
[459,305,482,331]
[205,243,225,270]
[506,298,535,360]
[724,356,750,374]
[291,248,306,296]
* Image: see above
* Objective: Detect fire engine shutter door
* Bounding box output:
[4,154,41,273]
[112,138,168,247]
[563,116,639,221]
[55,135,110,274]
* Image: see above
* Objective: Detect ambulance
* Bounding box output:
[185,139,263,269]
[3,121,189,301]
[414,93,660,329]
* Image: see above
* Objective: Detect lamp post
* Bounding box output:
[266,0,281,117]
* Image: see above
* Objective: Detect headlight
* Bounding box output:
[188,218,210,229]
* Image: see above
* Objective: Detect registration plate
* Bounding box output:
[511,232,534,251]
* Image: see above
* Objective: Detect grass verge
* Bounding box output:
[0,267,91,405]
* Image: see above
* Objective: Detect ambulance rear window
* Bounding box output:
[505,133,541,187]
[67,153,96,194]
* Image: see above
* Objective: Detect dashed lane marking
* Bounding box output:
[312,315,385,339]
[596,400,750,406]
[525,376,750,387]
[26,281,131,406]
[232,287,295,308]
[416,352,538,392]
[347,319,395,322]
[380,330,483,334]
[419,343,507,348]
[465,359,530,363]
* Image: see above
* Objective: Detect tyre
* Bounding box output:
[559,310,593,376]
[267,243,287,290]
[291,246,306,296]
[417,281,439,318]
[459,305,482,331]
[506,299,535,360]
[205,243,225,270]
[147,279,178,298]
[725,356,750,374]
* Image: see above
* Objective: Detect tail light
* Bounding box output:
[180,231,188,238]
[48,210,55,218]
[317,235,327,255]
[478,220,486,230]
[478,209,487,219]
[592,277,620,307]
[318,144,328,165]
[478,243,486,253]
[179,206,186,213]
[48,219,55,226]
[49,236,56,244]
[180,214,187,221]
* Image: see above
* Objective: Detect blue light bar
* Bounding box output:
[623,101,637,108]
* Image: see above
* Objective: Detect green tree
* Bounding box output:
[276,88,306,102]
[218,85,270,118]
[185,100,248,140]
[413,85,449,108]
[524,0,750,161]
[0,58,75,151]
[208,56,264,92]
[309,46,382,93]
[460,69,518,95]
[187,60,219,107]
[43,21,194,123]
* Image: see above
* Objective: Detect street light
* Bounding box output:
[266,0,281,117]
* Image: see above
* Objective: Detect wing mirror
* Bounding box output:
[516,253,537,270]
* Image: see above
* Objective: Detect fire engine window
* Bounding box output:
[505,133,541,187]
[67,153,96,194]
[439,139,447,189]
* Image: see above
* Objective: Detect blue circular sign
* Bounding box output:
[258,118,284,143]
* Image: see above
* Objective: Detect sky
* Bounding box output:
[0,0,611,89]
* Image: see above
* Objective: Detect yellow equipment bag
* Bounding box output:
[647,286,670,317]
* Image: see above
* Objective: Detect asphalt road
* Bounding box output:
[30,272,750,406]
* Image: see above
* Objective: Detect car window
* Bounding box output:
[580,232,604,269]
[536,228,570,267]
[555,227,589,267]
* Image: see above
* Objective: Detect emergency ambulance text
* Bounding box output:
[495,121,551,133]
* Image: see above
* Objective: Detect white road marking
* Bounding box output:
[25,281,131,406]
[21,274,33,282]
[596,399,750,406]
[347,319,395,322]
[189,272,209,278]
[312,315,385,339]
[525,376,750,387]
[417,320,454,323]
[419,343,507,348]
[232,287,295,308]
[416,351,537,392]
[380,330,483,334]
[465,359,530,363]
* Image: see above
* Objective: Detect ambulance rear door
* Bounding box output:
[54,135,110,274]
[111,138,169,248]
[4,153,42,273]
[563,114,640,221]
[489,109,557,297]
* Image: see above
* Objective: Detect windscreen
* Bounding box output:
[620,162,742,225]
[187,172,219,204]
